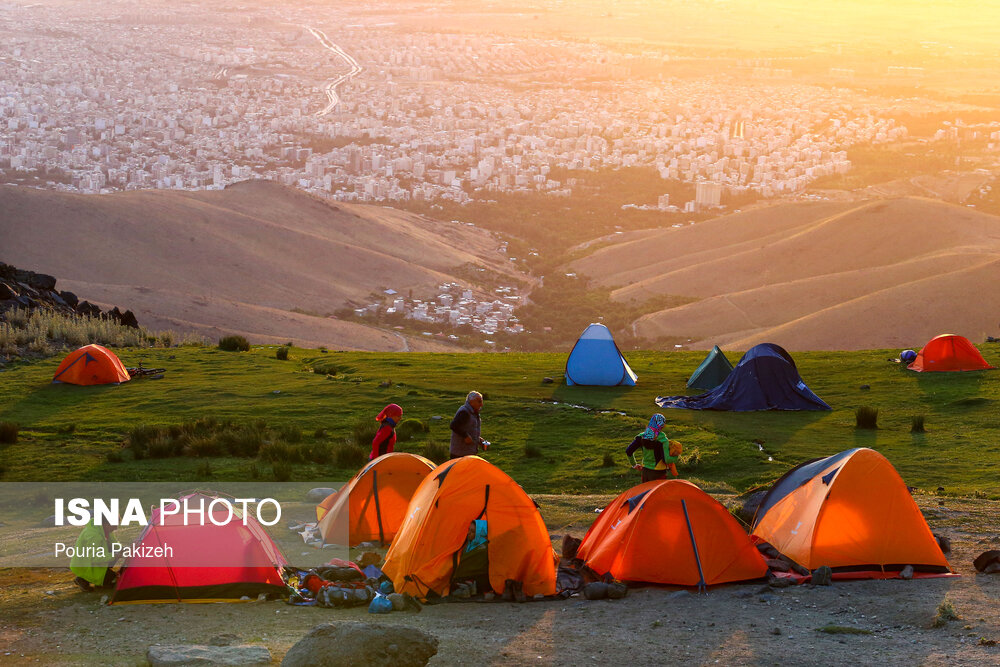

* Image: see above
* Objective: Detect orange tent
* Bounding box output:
[317,452,435,546]
[751,448,951,576]
[382,456,557,599]
[52,344,130,385]
[577,480,768,586]
[907,334,994,372]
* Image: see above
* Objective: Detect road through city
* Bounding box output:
[304,25,362,115]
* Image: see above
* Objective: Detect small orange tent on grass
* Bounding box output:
[382,456,557,599]
[577,479,768,586]
[751,448,951,578]
[317,452,435,546]
[53,344,130,385]
[907,334,994,372]
[110,493,287,604]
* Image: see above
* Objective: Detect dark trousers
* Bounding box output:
[641,468,667,483]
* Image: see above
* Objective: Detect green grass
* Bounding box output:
[0,345,998,497]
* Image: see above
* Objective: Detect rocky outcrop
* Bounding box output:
[0,261,138,327]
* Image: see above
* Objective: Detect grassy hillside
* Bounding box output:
[1,344,998,498]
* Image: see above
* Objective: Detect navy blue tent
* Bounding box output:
[656,343,830,411]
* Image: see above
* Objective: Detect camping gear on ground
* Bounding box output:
[687,345,734,391]
[317,452,435,546]
[565,323,637,386]
[906,334,995,372]
[52,343,130,385]
[656,342,830,411]
[368,592,393,614]
[899,349,917,363]
[109,493,287,604]
[382,456,557,600]
[577,480,768,587]
[751,448,952,578]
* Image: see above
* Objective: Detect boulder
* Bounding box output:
[29,272,57,291]
[305,488,336,503]
[811,566,833,586]
[59,290,79,308]
[933,533,951,555]
[147,644,271,666]
[899,565,914,580]
[281,622,438,667]
[734,489,768,525]
[0,282,15,300]
[973,550,1000,574]
[606,582,628,599]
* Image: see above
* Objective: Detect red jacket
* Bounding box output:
[370,404,402,460]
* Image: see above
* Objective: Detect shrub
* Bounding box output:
[279,425,303,444]
[272,461,293,482]
[259,441,305,464]
[524,443,543,458]
[303,441,332,465]
[147,434,181,459]
[159,331,175,347]
[855,406,879,429]
[911,415,926,433]
[601,452,615,467]
[334,443,367,468]
[933,599,960,627]
[124,424,161,459]
[422,440,449,464]
[186,436,223,458]
[196,461,213,478]
[105,449,124,463]
[348,418,377,448]
[218,335,250,352]
[0,421,19,444]
[246,462,261,480]
[276,346,289,361]
[219,423,266,458]
[396,418,429,441]
[313,428,328,439]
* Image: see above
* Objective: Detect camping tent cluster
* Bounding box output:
[102,448,949,604]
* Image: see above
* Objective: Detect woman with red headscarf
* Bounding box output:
[370,403,403,460]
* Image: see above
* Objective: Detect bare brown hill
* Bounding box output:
[570,197,1000,350]
[0,181,520,351]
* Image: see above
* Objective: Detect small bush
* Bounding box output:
[911,415,926,433]
[396,418,429,441]
[218,335,250,352]
[601,452,615,467]
[186,436,223,458]
[303,441,332,465]
[276,346,289,361]
[855,406,879,429]
[246,462,261,480]
[334,443,367,469]
[933,599,960,627]
[218,423,266,458]
[279,425,303,444]
[524,443,543,458]
[348,418,377,448]
[0,421,19,444]
[313,428,328,439]
[422,440,449,464]
[105,449,124,463]
[196,461,213,478]
[260,441,305,464]
[147,434,182,459]
[272,461,293,482]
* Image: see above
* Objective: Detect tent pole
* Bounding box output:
[681,499,707,595]
[372,470,385,547]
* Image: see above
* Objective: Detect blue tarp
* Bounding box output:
[656,343,830,411]
[565,323,637,386]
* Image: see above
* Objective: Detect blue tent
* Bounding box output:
[565,323,637,386]
[656,343,830,411]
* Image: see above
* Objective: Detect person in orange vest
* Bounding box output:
[625,413,680,482]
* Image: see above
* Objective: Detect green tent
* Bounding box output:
[687,346,734,391]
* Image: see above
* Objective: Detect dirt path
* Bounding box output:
[1,497,997,666]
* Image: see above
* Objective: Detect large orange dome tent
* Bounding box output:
[382,456,557,599]
[317,452,435,546]
[52,344,130,385]
[751,448,951,578]
[907,334,994,372]
[577,479,768,587]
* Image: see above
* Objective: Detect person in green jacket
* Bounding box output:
[70,521,118,592]
[625,413,679,483]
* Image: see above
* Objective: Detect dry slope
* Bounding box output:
[0,181,521,350]
[570,197,1000,350]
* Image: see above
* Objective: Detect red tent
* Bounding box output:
[577,480,768,586]
[907,334,995,372]
[53,344,130,385]
[110,493,287,604]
